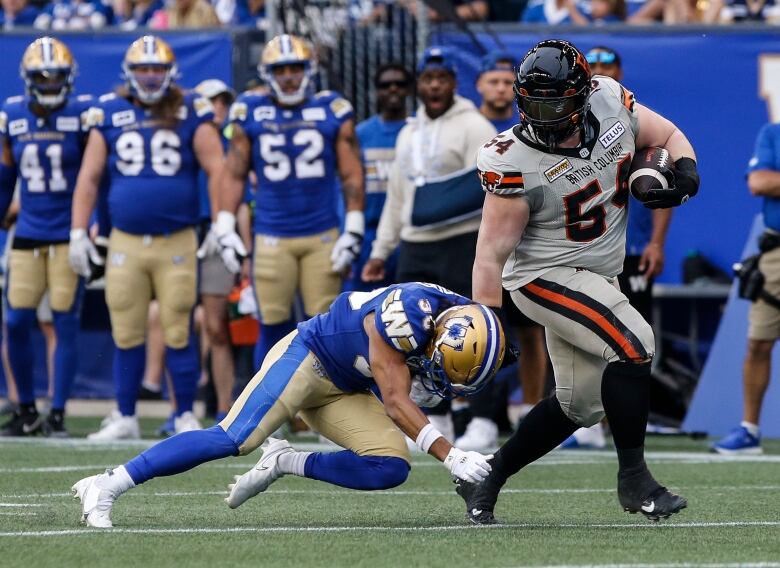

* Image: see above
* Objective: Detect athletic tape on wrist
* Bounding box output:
[415,423,443,453]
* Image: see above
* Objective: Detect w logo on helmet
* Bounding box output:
[440,316,473,352]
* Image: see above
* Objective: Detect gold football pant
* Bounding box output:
[220,331,410,462]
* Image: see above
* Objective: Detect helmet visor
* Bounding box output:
[28,70,69,94]
[519,94,580,124]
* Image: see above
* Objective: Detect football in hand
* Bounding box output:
[628,147,672,202]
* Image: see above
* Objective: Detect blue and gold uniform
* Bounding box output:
[228,34,360,369]
[111,282,504,501]
[80,36,219,436]
[0,37,88,435]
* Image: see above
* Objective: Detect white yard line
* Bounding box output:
[1,485,779,500]
[1,520,780,538]
[0,503,43,507]
[510,564,780,568]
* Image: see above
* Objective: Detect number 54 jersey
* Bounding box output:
[477,76,639,291]
[0,94,92,241]
[228,90,353,237]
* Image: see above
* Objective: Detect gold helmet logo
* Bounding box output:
[124,35,176,67]
[421,304,506,398]
[20,37,76,108]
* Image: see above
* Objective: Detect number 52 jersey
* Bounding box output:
[477,76,639,290]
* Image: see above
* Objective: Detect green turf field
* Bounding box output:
[1,417,779,568]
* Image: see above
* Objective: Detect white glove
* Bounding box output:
[211,211,247,275]
[330,211,364,272]
[68,228,102,278]
[409,378,441,408]
[196,227,220,259]
[444,447,493,484]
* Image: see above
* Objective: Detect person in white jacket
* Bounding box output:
[362,46,497,442]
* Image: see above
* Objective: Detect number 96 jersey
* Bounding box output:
[477,76,639,291]
[85,91,215,235]
[0,94,92,241]
[228,90,353,237]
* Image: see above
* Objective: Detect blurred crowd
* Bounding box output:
[1,0,779,31]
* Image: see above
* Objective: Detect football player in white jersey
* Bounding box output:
[457,39,700,524]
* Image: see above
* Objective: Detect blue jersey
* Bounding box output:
[356,115,405,227]
[228,90,353,237]
[488,114,518,136]
[87,91,215,235]
[297,282,470,393]
[748,123,780,231]
[0,94,92,241]
[626,194,653,256]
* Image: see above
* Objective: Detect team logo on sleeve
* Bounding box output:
[330,98,352,118]
[176,106,188,120]
[478,170,524,193]
[193,97,214,117]
[0,112,7,134]
[84,107,105,128]
[544,158,573,182]
[228,102,248,122]
[380,289,418,353]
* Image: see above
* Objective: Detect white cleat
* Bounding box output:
[174,411,202,434]
[455,417,499,452]
[71,473,117,528]
[88,412,140,441]
[226,438,294,509]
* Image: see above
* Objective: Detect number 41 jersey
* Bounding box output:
[477,76,639,291]
[228,90,353,237]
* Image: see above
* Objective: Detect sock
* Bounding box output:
[493,396,579,482]
[601,361,651,472]
[51,310,80,411]
[741,421,760,437]
[5,306,37,405]
[124,425,239,485]
[303,451,409,490]
[254,319,296,369]
[101,465,136,496]
[114,345,146,416]
[166,337,200,416]
[277,450,313,476]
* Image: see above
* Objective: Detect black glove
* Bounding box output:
[87,236,109,283]
[488,305,519,368]
[643,157,700,210]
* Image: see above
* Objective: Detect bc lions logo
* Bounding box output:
[478,170,502,193]
[439,316,473,352]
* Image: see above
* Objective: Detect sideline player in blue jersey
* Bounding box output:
[345,63,412,292]
[0,37,91,437]
[72,282,506,528]
[68,36,241,440]
[476,51,519,134]
[219,34,365,369]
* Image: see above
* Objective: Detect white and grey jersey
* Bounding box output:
[477,76,639,290]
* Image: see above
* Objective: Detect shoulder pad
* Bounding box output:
[315,90,335,99]
[330,97,353,119]
[193,96,215,118]
[376,287,432,354]
[83,106,106,128]
[591,76,635,112]
[477,142,525,196]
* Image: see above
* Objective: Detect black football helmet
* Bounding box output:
[514,39,592,151]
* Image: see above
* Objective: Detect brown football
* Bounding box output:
[629,147,671,202]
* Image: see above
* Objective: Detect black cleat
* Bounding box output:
[618,470,687,522]
[43,412,69,438]
[0,409,43,437]
[454,474,504,525]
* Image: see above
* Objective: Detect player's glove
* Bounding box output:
[87,236,109,283]
[68,228,103,279]
[642,157,700,210]
[200,211,247,275]
[444,447,493,484]
[409,377,441,408]
[331,211,364,273]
